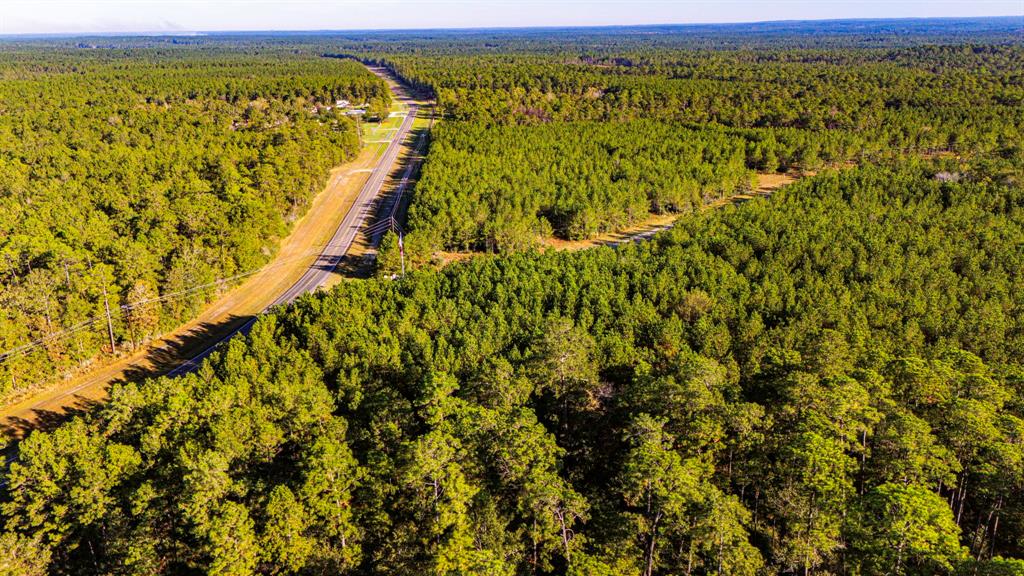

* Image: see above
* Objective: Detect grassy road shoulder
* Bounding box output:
[0,71,415,437]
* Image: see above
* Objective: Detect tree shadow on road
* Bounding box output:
[2,313,255,441]
[1,399,103,439]
[338,122,431,280]
[123,313,257,382]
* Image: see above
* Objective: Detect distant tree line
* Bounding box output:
[355,44,1023,261]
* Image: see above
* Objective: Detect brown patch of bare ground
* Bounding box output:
[553,172,801,252]
[464,172,802,258]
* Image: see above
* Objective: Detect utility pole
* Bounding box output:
[399,231,406,277]
[62,260,72,290]
[102,284,116,354]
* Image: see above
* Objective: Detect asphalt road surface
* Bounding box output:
[273,105,419,305]
[168,103,419,376]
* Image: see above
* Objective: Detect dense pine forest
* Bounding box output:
[2,18,1024,576]
[366,42,1023,257]
[407,121,757,249]
[0,50,390,403]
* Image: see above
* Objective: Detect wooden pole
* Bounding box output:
[102,284,116,354]
[399,230,406,278]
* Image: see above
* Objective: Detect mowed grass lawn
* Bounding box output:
[362,110,408,142]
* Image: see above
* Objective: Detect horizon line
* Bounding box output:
[1,14,1021,39]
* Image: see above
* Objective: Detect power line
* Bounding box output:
[0,243,332,365]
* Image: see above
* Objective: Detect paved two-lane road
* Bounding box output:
[273,104,418,305]
[168,101,420,376]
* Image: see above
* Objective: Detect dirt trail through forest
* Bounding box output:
[542,172,798,251]
[433,172,800,267]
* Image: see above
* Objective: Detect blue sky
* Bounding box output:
[0,0,1020,35]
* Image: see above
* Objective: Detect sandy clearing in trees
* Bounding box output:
[539,171,799,252]
[423,172,803,270]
